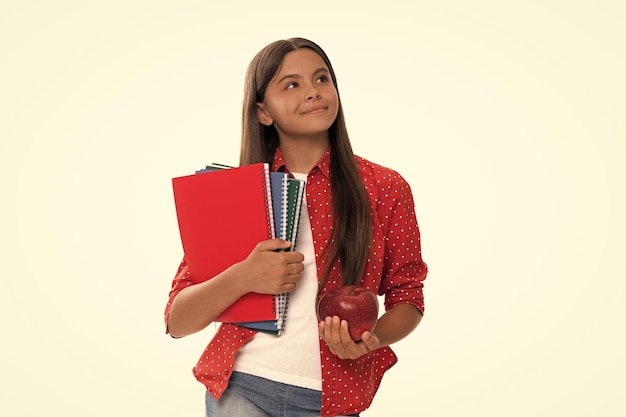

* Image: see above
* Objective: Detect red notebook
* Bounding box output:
[172,163,276,323]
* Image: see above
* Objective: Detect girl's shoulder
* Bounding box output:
[354,155,411,190]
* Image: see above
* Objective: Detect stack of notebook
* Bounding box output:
[172,162,305,335]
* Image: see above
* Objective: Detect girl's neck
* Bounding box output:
[279,135,329,174]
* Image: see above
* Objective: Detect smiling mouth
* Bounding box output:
[303,106,327,114]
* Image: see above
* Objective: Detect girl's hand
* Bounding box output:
[237,238,305,294]
[318,316,380,360]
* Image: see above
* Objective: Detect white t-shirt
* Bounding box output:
[234,173,322,391]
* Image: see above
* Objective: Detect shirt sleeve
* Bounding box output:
[164,258,192,335]
[376,171,428,314]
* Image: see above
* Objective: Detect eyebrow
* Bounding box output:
[276,67,329,84]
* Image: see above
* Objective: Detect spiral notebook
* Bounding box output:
[172,163,277,324]
[175,163,305,335]
[234,171,305,334]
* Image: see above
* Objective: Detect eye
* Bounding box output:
[285,81,298,90]
[316,75,329,83]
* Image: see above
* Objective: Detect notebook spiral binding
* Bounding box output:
[261,163,275,240]
[279,175,289,241]
[277,175,288,334]
[277,291,289,333]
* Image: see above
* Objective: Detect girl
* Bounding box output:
[165,37,428,417]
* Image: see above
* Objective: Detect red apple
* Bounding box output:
[316,285,379,342]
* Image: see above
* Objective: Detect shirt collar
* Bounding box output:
[271,146,331,179]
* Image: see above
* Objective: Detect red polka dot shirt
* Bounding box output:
[165,148,428,416]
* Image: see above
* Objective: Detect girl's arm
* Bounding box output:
[319,303,422,360]
[369,302,422,347]
[167,238,304,338]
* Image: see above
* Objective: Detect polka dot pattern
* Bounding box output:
[164,148,428,416]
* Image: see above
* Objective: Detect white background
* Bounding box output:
[1,1,624,415]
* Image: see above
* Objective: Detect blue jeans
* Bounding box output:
[205,371,359,417]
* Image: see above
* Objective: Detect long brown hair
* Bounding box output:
[239,37,372,290]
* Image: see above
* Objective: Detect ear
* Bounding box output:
[257,103,273,126]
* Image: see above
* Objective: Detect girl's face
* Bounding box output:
[257,48,339,144]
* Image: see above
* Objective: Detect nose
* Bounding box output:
[306,85,321,101]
